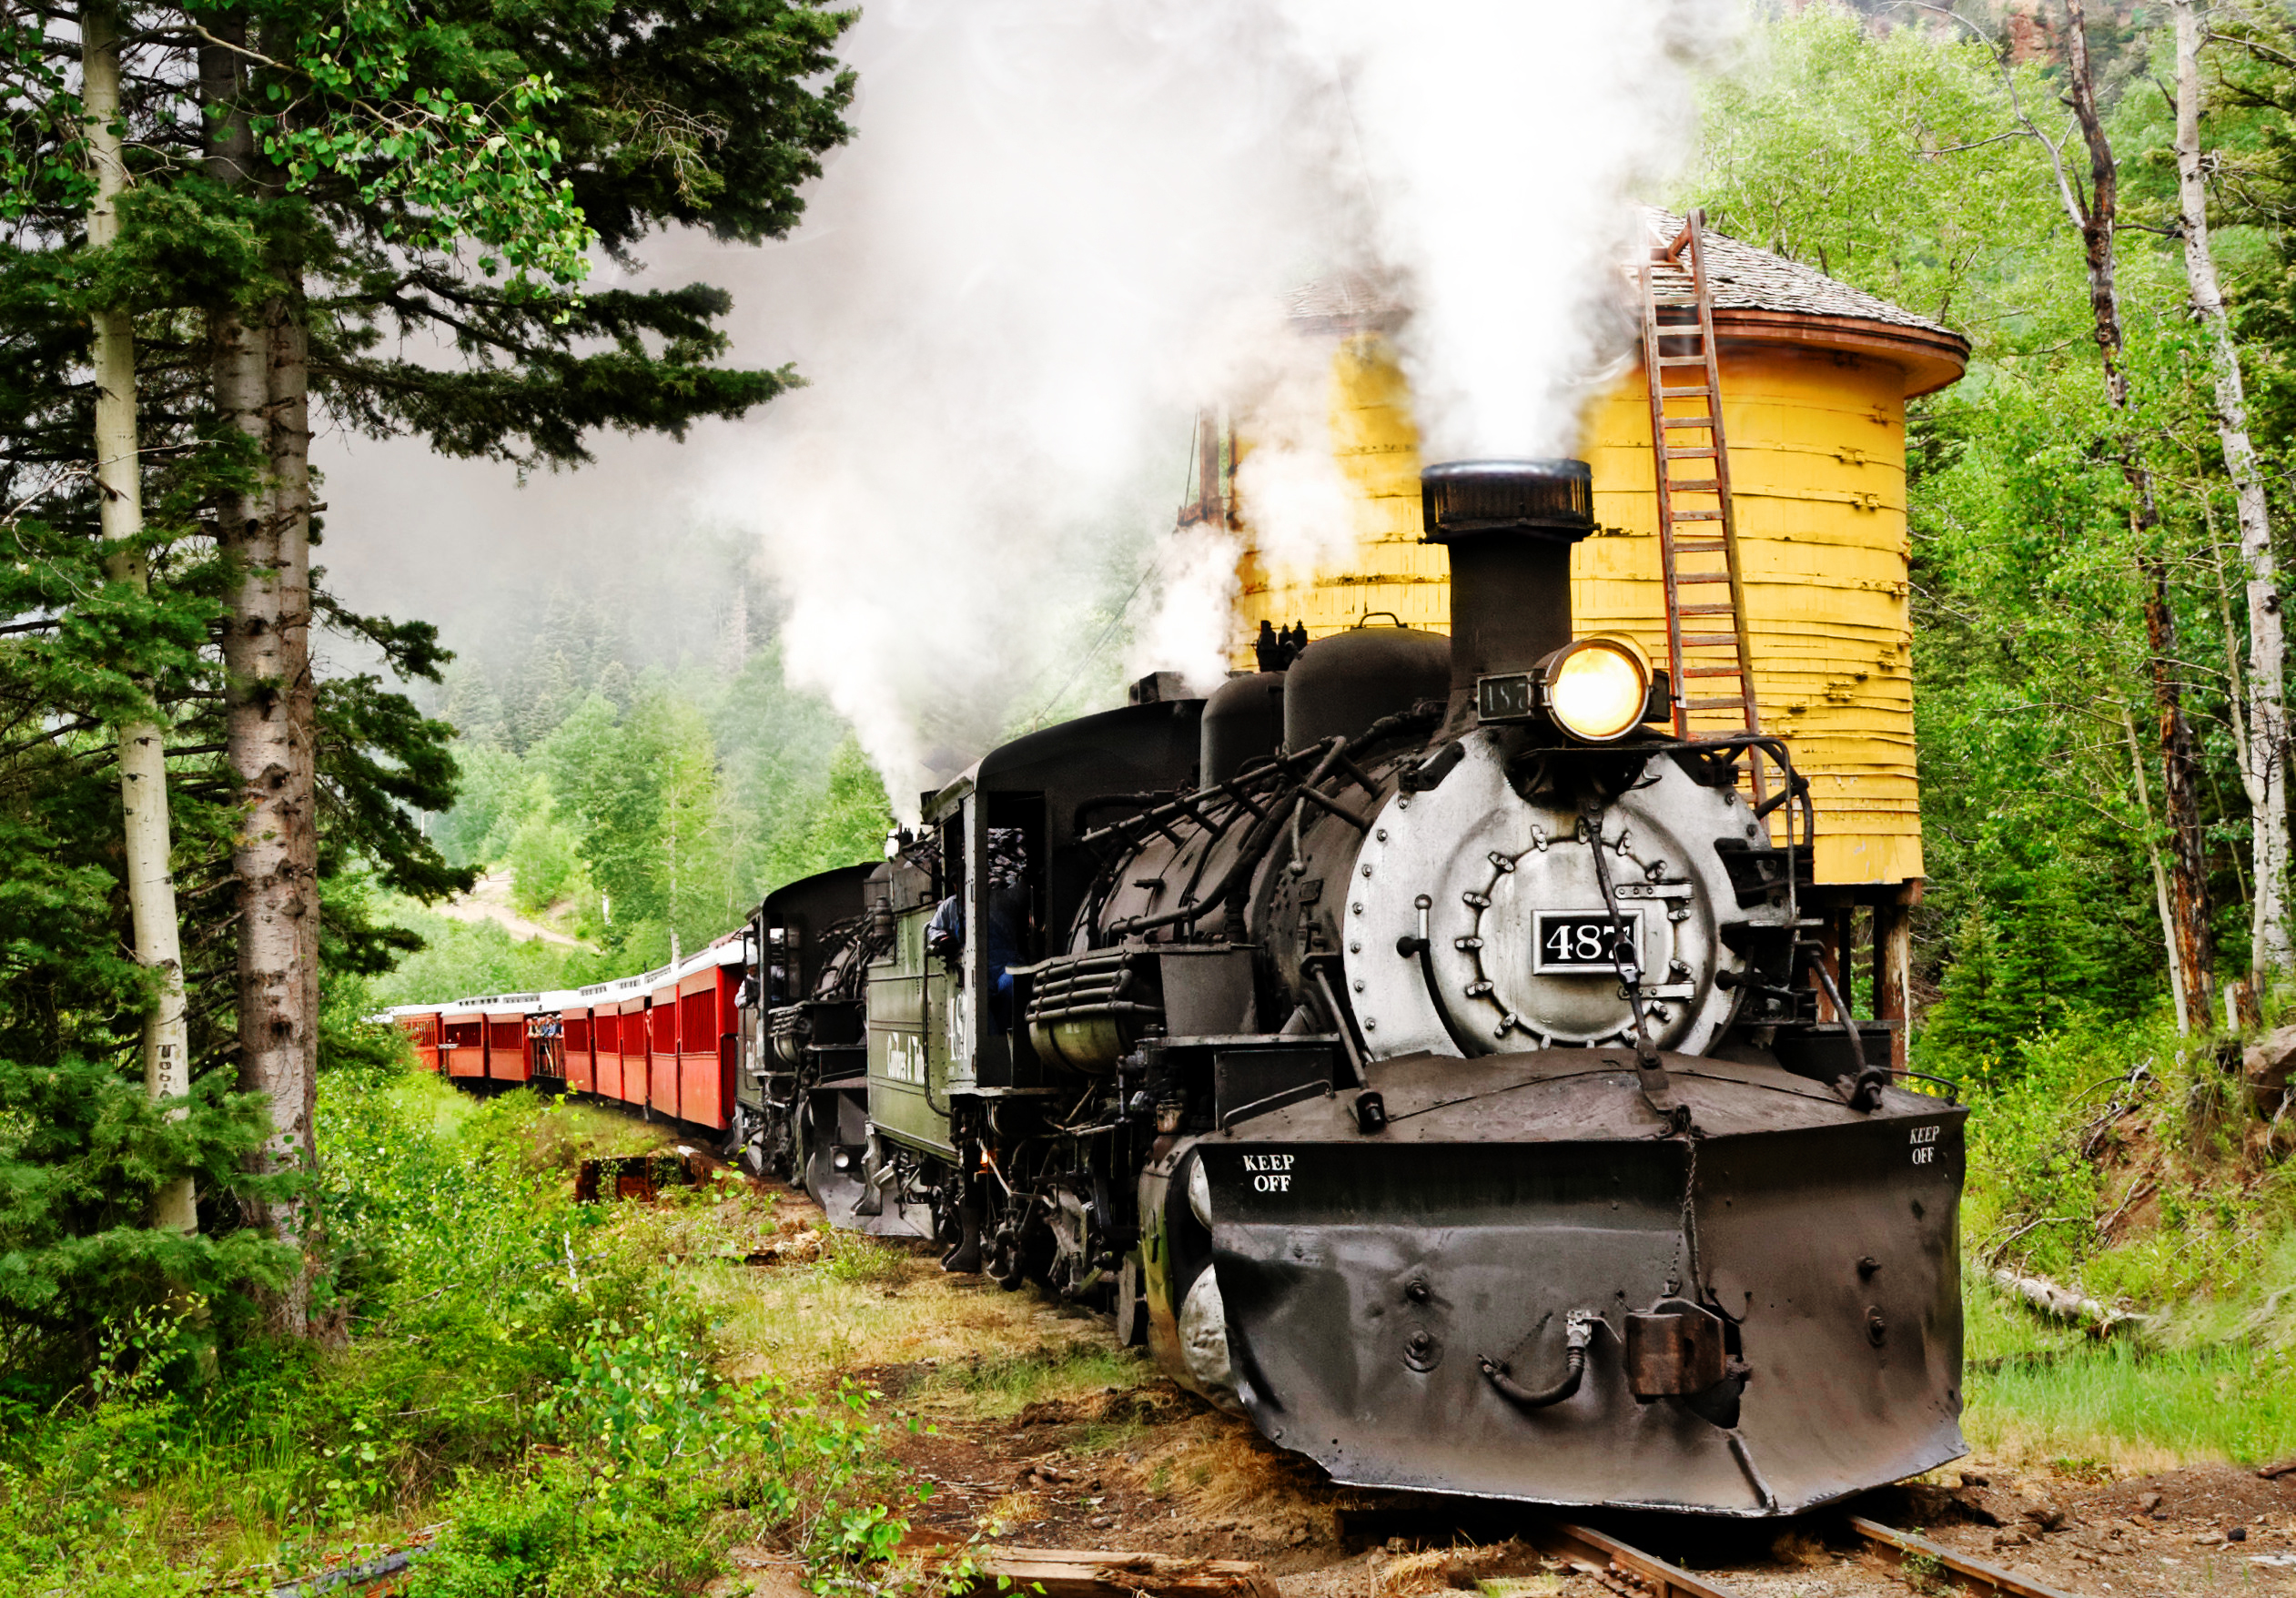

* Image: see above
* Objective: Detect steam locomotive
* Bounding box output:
[733,459,1967,1517]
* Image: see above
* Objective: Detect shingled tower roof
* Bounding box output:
[1641,210,1949,335]
[1287,211,1957,336]
[1284,210,1966,396]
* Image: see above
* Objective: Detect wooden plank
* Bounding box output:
[969,1548,1279,1598]
[1847,1516,2083,1598]
[1527,1522,1746,1598]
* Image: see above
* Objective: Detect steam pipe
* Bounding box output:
[1107,735,1349,937]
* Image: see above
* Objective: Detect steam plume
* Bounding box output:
[709,0,1725,811]
[1278,0,1726,460]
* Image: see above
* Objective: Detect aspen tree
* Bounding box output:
[2170,0,2291,995]
[2057,0,2217,1029]
[83,1,195,1237]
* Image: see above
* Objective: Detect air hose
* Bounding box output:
[1481,1310,1599,1409]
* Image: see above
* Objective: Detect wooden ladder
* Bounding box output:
[1640,209,1766,804]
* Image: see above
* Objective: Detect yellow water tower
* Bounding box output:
[1221,216,1968,1052]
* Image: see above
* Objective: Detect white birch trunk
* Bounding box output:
[2126,703,2191,1027]
[2175,0,2293,986]
[85,3,195,1237]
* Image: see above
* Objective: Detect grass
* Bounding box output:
[1965,1338,2296,1472]
[920,1340,1149,1418]
[1927,996,2296,1476]
[697,1243,1112,1391]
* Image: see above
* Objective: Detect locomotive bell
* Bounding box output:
[1420,458,1596,704]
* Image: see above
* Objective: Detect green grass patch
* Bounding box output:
[818,1234,914,1288]
[1966,1339,2296,1469]
[921,1340,1147,1418]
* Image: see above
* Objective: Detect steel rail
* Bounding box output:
[1525,1522,1746,1598]
[1847,1517,2082,1598]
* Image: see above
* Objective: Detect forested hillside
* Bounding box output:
[361,525,895,1008]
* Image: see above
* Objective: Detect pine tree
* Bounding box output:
[0,4,479,1364]
[207,4,852,1328]
[0,0,855,1332]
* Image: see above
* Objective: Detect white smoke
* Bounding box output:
[710,0,1725,811]
[1275,0,1726,460]
[710,0,1355,812]
[1125,522,1242,695]
[1219,319,1361,582]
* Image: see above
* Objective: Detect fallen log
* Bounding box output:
[966,1548,1279,1598]
[1989,1268,2150,1338]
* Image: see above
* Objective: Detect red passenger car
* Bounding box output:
[483,996,540,1085]
[616,982,652,1107]
[393,1007,442,1072]
[675,943,745,1131]
[590,1000,621,1100]
[646,966,680,1120]
[440,1002,486,1080]
[555,988,594,1094]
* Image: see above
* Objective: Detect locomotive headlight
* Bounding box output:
[1542,638,1652,743]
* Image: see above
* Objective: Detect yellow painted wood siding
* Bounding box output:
[1232,332,1924,886]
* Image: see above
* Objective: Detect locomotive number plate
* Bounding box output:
[1532,910,1643,974]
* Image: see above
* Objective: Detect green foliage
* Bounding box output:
[1689,4,2271,1069]
[509,813,590,916]
[0,0,859,1411]
[803,737,899,888]
[0,1073,921,1595]
[412,1330,915,1598]
[433,743,545,870]
[0,1060,290,1394]
[363,900,614,1009]
[251,15,594,291]
[1694,5,2070,334]
[411,622,896,986]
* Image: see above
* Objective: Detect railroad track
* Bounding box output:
[1524,1515,2080,1598]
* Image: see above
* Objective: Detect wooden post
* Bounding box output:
[1874,889,1916,1076]
[1835,908,1858,1016]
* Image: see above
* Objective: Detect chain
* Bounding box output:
[1580,808,1657,1063]
[1671,1123,1704,1298]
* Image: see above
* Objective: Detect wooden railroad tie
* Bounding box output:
[962,1548,1278,1598]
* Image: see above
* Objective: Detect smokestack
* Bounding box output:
[1420,459,1594,701]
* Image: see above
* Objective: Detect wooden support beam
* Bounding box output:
[1874,892,1915,1076]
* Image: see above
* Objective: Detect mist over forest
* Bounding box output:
[357,520,906,1006]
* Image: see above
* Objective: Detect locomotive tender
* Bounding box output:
[737,458,1967,1517]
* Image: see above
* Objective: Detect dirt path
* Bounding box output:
[677,1187,2296,1598]
[433,867,591,950]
